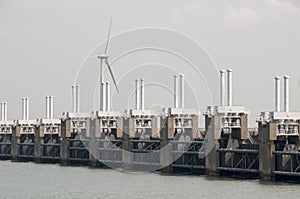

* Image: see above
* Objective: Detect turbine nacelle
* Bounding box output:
[97,54,109,60]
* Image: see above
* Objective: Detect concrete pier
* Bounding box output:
[122,109,159,171]
[15,120,37,161]
[256,76,300,181]
[205,106,256,177]
[203,69,259,178]
[204,114,221,176]
[257,121,276,180]
[60,118,70,166]
[36,119,61,163]
[96,111,123,169]
[122,117,132,170]
[63,112,90,165]
[34,125,42,163]
[89,117,98,167]
[159,116,172,173]
[11,125,19,161]
[162,108,202,173]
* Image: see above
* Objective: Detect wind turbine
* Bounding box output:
[97,18,119,111]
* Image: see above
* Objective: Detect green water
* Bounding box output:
[0,161,299,199]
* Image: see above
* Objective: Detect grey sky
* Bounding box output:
[1,0,300,127]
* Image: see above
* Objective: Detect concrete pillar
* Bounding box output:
[116,117,123,138]
[34,125,42,163]
[151,116,158,137]
[192,115,199,139]
[128,117,135,139]
[11,125,20,161]
[122,117,132,170]
[240,114,248,140]
[60,119,71,166]
[167,116,174,139]
[160,116,172,173]
[205,114,221,176]
[258,122,276,180]
[85,119,91,138]
[89,118,98,167]
[205,142,220,176]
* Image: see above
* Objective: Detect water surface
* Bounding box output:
[0,161,299,199]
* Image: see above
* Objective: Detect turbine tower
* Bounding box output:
[97,18,119,111]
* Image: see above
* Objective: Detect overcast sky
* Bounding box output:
[1,0,300,126]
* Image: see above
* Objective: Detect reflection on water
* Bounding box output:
[0,161,299,199]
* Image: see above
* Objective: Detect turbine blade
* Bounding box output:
[104,18,112,54]
[105,59,119,93]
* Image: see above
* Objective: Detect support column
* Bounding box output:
[240,114,248,140]
[205,114,221,176]
[60,119,71,166]
[192,115,199,139]
[89,118,99,167]
[259,122,276,180]
[151,116,158,137]
[11,125,20,161]
[34,125,42,163]
[160,116,172,173]
[116,117,123,138]
[122,117,132,170]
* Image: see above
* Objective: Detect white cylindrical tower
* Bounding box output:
[72,85,76,112]
[46,96,50,119]
[22,98,26,120]
[135,79,140,110]
[220,70,226,106]
[179,74,185,108]
[174,75,179,108]
[0,102,3,121]
[49,96,54,119]
[3,102,7,121]
[227,69,233,106]
[76,85,80,113]
[275,76,281,112]
[140,79,145,110]
[25,97,29,120]
[283,75,290,112]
